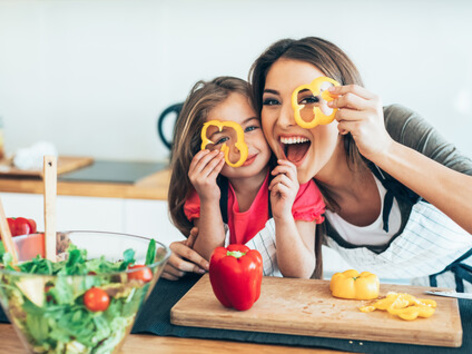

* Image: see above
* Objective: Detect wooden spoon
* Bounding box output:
[0,197,18,264]
[43,155,57,262]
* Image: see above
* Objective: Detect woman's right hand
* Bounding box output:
[188,149,225,202]
[161,227,210,281]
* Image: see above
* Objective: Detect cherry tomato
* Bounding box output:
[83,287,110,312]
[128,264,153,283]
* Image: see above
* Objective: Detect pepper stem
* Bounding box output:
[226,250,246,259]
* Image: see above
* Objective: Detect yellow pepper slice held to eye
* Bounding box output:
[200,120,249,168]
[330,269,380,300]
[291,76,340,129]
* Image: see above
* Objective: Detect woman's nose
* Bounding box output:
[278,101,296,128]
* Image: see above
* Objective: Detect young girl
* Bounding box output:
[167,76,325,279]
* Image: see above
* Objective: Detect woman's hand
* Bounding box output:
[161,228,210,281]
[269,159,299,219]
[188,149,225,202]
[328,85,395,161]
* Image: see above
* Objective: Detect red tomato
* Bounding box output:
[27,218,37,234]
[12,217,32,236]
[5,217,37,237]
[128,264,153,283]
[6,218,17,237]
[83,287,110,312]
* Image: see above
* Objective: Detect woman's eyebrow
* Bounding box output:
[263,88,279,95]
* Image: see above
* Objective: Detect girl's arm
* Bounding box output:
[188,149,227,260]
[329,85,472,234]
[270,160,317,278]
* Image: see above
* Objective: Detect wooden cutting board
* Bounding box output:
[171,274,462,347]
[0,156,93,177]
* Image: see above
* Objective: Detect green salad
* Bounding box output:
[0,239,157,354]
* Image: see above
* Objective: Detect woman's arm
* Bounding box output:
[329,85,472,234]
[377,141,472,234]
[188,149,227,260]
[162,228,210,281]
[270,160,317,278]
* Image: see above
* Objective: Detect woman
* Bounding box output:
[163,37,472,292]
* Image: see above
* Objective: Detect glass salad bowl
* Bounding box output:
[0,230,170,353]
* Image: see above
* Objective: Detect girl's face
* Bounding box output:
[261,58,340,184]
[206,92,271,179]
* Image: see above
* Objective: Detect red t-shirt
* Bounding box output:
[184,173,325,245]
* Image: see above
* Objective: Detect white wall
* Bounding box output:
[1,0,471,162]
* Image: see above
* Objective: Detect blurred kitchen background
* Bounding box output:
[1,0,471,279]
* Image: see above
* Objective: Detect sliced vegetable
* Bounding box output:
[359,292,437,321]
[200,120,248,168]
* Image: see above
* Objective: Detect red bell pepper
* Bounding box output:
[209,244,263,311]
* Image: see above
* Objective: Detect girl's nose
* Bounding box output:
[278,101,296,128]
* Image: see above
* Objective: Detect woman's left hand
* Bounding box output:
[328,85,394,161]
[269,159,299,219]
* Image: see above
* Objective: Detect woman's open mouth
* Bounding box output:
[279,136,311,165]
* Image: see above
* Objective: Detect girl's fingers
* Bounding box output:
[189,150,224,179]
[271,161,297,181]
[269,173,296,191]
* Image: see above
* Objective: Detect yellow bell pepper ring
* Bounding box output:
[291,76,340,129]
[330,269,380,300]
[200,120,249,168]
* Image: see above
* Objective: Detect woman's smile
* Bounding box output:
[279,135,311,166]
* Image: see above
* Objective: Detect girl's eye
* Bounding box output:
[262,98,279,106]
[244,125,258,133]
[300,96,320,105]
[215,136,229,145]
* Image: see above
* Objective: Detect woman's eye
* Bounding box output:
[300,96,320,105]
[262,98,279,106]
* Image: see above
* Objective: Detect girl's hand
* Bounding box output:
[188,149,225,202]
[162,227,209,281]
[269,159,299,219]
[328,85,395,161]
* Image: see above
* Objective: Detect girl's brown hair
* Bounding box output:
[168,76,252,237]
[249,37,366,278]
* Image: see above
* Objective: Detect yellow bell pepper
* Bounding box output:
[359,292,437,321]
[291,76,340,129]
[330,269,380,300]
[200,120,249,168]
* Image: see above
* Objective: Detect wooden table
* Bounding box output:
[0,323,351,353]
[0,169,171,200]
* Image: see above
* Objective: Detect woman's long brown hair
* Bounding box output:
[168,76,252,237]
[249,37,367,279]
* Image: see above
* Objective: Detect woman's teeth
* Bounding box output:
[280,137,309,144]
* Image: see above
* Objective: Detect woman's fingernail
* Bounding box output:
[328,86,335,92]
[198,268,206,274]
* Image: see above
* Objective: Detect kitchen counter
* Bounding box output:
[0,169,171,200]
[0,323,349,353]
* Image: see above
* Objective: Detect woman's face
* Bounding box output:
[261,58,339,184]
